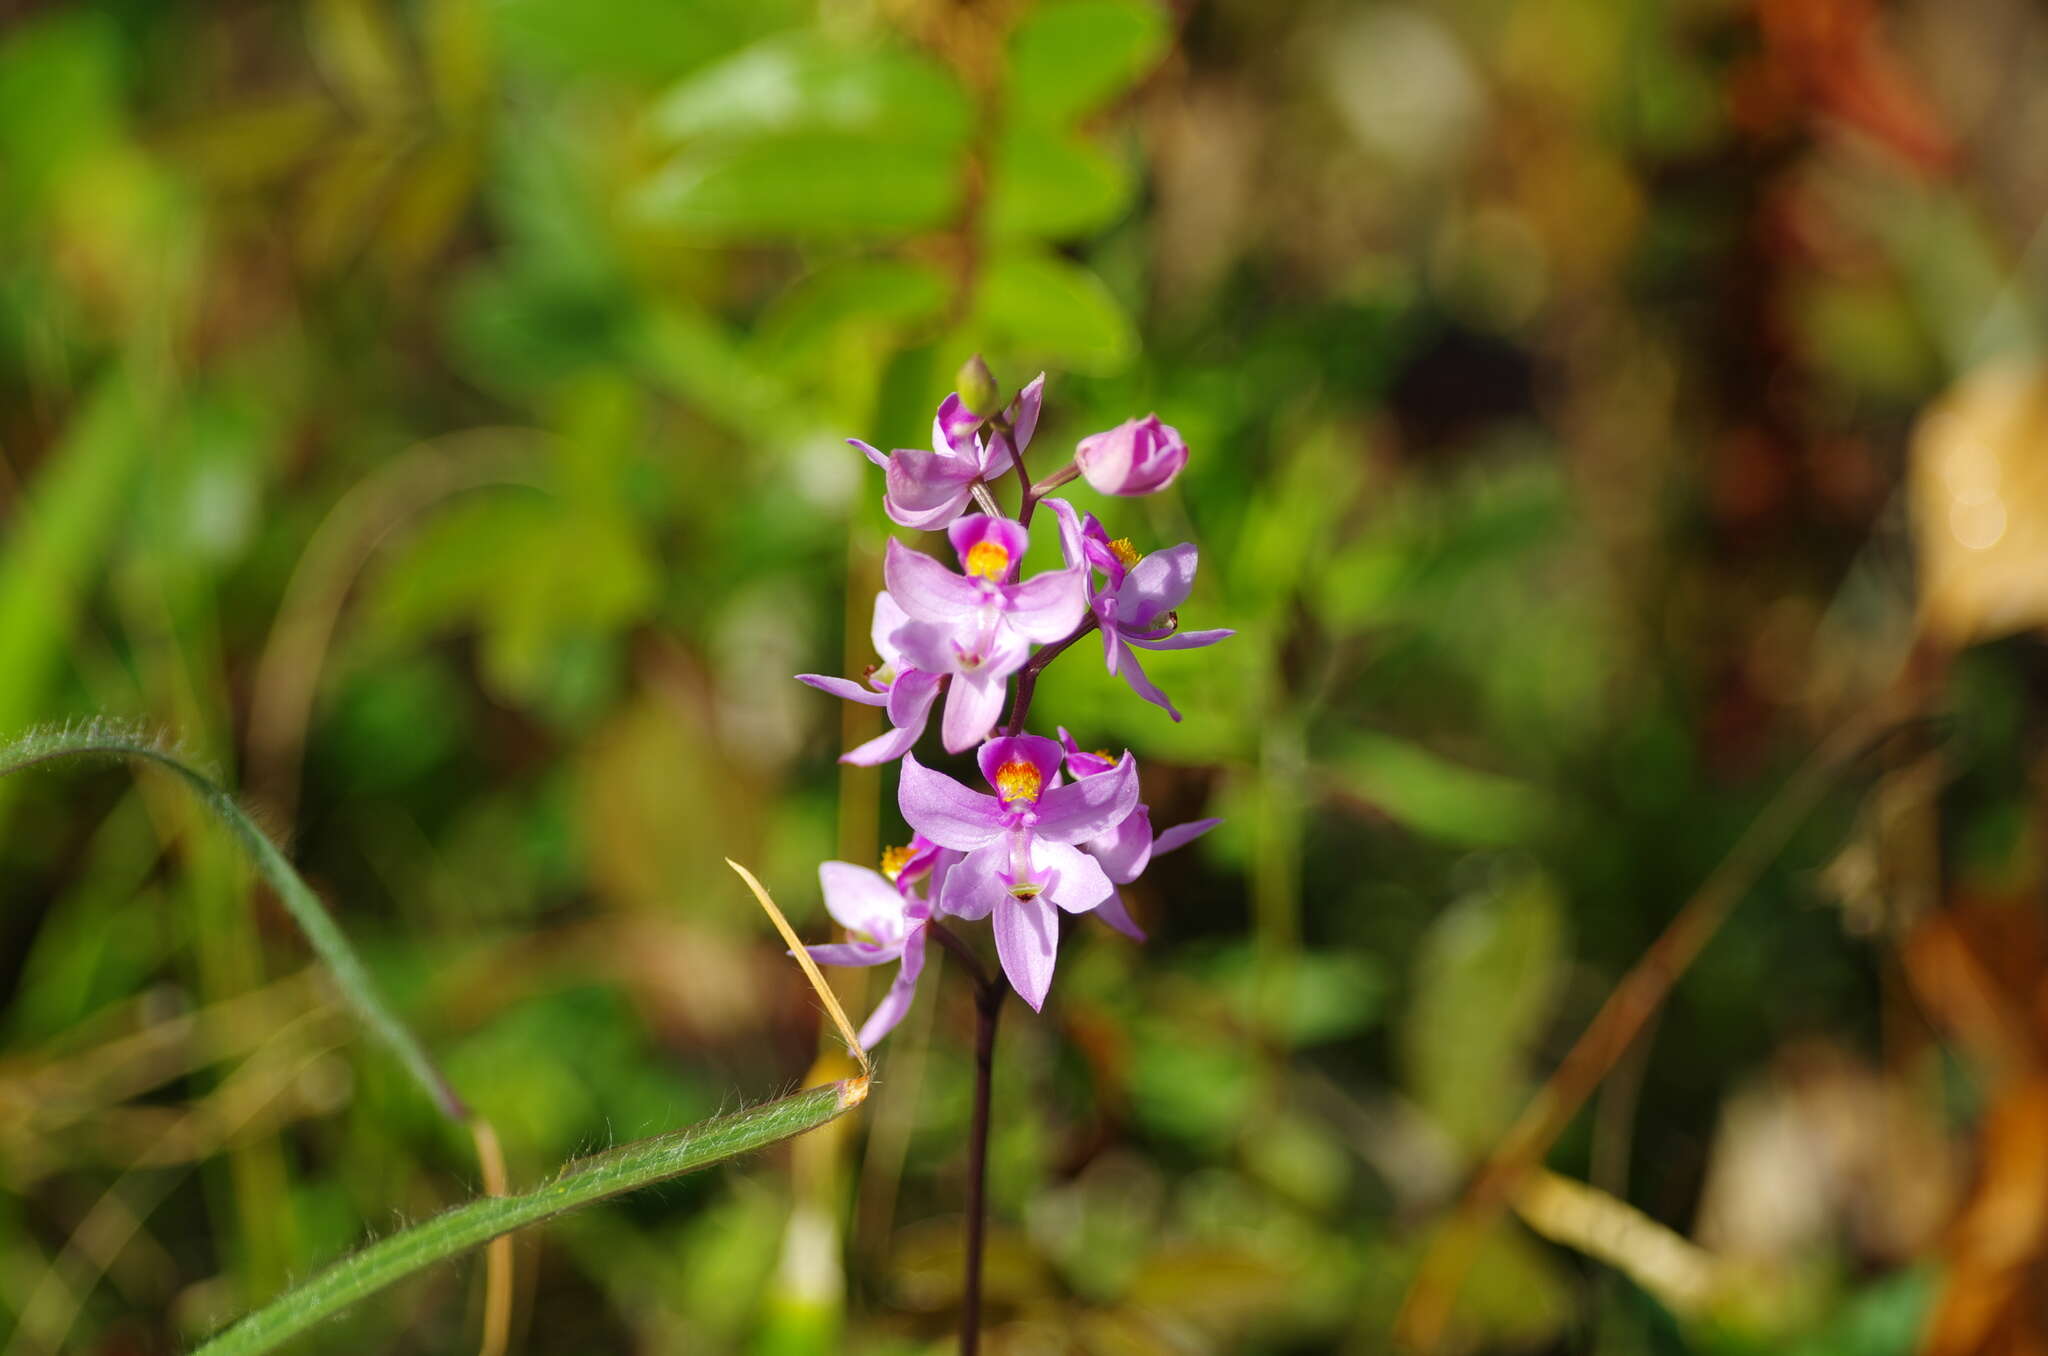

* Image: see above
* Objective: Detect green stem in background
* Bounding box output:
[0,722,469,1122]
[191,1082,865,1356]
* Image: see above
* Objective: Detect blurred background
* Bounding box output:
[5,0,2048,1351]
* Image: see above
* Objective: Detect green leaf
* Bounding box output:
[650,32,970,148]
[635,133,962,240]
[972,248,1135,375]
[1401,871,1566,1153]
[1006,0,1171,127]
[986,126,1131,239]
[1330,731,1550,847]
[192,1081,863,1356]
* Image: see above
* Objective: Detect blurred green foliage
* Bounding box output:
[3,0,2044,1351]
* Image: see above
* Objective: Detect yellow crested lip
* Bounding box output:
[1107,537,1142,570]
[993,758,1043,806]
[964,540,1011,581]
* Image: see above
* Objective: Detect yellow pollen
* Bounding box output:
[965,540,1011,581]
[879,845,915,882]
[993,759,1042,805]
[1108,537,1142,570]
[1092,749,1114,762]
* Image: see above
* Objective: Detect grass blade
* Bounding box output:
[191,1080,866,1356]
[0,721,468,1121]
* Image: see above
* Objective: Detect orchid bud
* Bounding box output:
[1074,415,1189,496]
[956,354,1001,418]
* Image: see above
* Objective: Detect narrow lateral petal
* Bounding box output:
[1093,890,1147,942]
[797,673,888,706]
[856,926,927,1047]
[848,438,891,469]
[898,755,1005,850]
[993,892,1060,1011]
[1126,627,1234,651]
[804,942,898,968]
[1112,640,1182,721]
[840,721,922,767]
[1152,817,1222,856]
[1033,752,1141,843]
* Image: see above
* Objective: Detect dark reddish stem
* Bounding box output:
[926,920,1004,1355]
[1002,616,1098,736]
[959,977,1002,1354]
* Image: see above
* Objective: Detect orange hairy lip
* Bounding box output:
[1107,537,1141,570]
[879,844,915,882]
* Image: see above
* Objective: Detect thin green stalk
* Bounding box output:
[192,1081,865,1356]
[0,721,468,1121]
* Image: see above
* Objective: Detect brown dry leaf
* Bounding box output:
[1923,1080,2048,1356]
[1911,362,2048,648]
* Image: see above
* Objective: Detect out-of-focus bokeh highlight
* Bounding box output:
[5,0,2048,1350]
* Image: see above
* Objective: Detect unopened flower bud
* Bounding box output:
[955,355,1002,418]
[1074,415,1188,496]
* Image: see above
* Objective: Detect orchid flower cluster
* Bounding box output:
[797,364,1230,1039]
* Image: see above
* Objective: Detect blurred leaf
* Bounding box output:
[309,0,413,119]
[1910,361,2048,648]
[987,127,1132,239]
[1129,1020,1256,1150]
[1401,871,1566,1153]
[1201,945,1387,1046]
[1452,1223,1575,1348]
[423,0,492,119]
[492,0,791,85]
[0,9,124,214]
[750,256,949,377]
[649,32,969,148]
[1006,0,1171,127]
[1330,731,1549,847]
[0,378,147,826]
[164,97,337,191]
[972,248,1135,375]
[636,133,961,240]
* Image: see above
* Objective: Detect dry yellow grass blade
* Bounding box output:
[726,859,874,1091]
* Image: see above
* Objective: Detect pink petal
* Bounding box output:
[1032,752,1140,844]
[1087,804,1154,884]
[884,539,984,623]
[840,721,922,767]
[1005,569,1088,644]
[870,591,911,659]
[939,842,1007,921]
[1115,543,1198,627]
[819,861,906,937]
[848,438,890,469]
[886,667,942,731]
[1035,839,1113,913]
[898,754,1004,850]
[942,671,1009,754]
[993,892,1060,1011]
